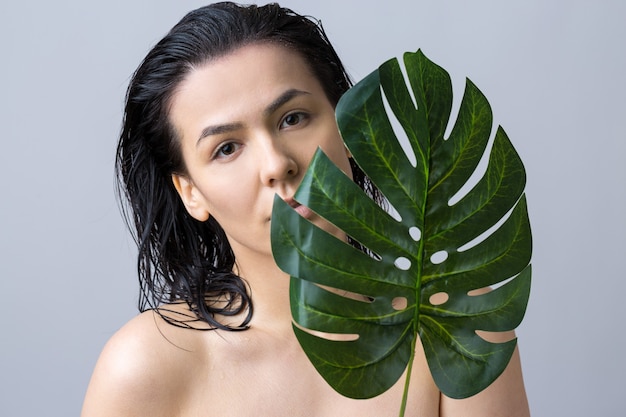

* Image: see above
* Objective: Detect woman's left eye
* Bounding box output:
[280,112,308,129]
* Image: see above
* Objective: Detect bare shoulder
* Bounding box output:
[81,307,209,417]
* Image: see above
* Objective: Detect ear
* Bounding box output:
[171,174,210,222]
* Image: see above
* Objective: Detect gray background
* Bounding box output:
[1,0,624,416]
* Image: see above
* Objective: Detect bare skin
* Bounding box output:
[81,44,530,417]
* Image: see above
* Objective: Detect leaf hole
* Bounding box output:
[293,321,359,342]
[429,292,449,306]
[467,274,516,295]
[447,124,496,206]
[380,84,417,168]
[384,197,402,222]
[430,250,448,265]
[391,297,408,311]
[475,329,516,343]
[397,54,419,110]
[443,76,465,141]
[394,256,411,270]
[366,249,382,262]
[457,204,514,252]
[467,287,491,296]
[409,226,421,241]
[317,283,373,303]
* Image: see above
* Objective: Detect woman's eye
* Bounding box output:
[280,112,308,128]
[215,142,238,158]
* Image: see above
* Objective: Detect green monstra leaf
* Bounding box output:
[271,50,531,401]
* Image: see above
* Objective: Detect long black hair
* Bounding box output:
[116,2,381,331]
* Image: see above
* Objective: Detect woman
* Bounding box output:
[81,3,530,416]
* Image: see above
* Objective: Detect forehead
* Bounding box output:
[168,43,327,136]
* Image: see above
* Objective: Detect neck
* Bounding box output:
[232,246,293,333]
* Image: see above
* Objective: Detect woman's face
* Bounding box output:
[169,43,352,262]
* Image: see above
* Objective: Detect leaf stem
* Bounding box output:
[398,334,417,417]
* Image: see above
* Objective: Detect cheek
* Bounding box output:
[186,166,245,215]
[321,131,353,179]
[340,148,354,180]
[202,177,253,217]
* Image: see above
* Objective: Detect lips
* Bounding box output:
[284,197,314,219]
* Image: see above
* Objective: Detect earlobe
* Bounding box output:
[171,174,210,222]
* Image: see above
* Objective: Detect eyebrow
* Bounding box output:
[264,88,310,117]
[196,88,311,146]
[198,122,243,143]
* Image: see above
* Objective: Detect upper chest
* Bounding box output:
[176,330,441,417]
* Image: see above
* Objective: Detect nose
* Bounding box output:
[258,136,299,187]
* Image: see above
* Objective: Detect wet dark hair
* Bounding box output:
[116,2,381,330]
